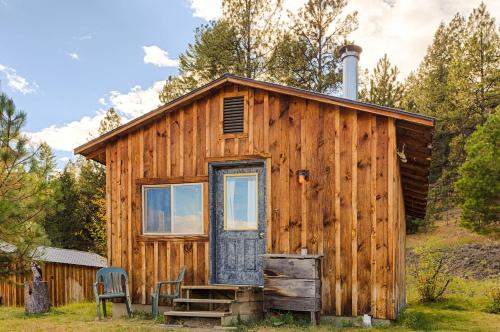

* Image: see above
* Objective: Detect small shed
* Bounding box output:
[76,45,435,320]
[0,245,107,307]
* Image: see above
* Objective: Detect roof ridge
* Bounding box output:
[75,73,435,158]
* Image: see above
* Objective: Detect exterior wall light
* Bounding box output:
[297,170,309,184]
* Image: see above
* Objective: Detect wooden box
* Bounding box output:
[263,254,322,323]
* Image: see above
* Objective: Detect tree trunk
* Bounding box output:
[25,281,50,314]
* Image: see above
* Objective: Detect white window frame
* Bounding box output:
[142,183,204,236]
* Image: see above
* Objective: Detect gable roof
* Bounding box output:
[33,246,108,268]
[74,73,434,159]
[0,241,107,268]
[75,73,434,219]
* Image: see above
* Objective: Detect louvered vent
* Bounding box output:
[223,96,245,134]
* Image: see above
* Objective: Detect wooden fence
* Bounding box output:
[0,262,100,307]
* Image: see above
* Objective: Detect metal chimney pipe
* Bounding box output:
[339,44,362,100]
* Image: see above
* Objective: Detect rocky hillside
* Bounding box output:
[406,219,500,280]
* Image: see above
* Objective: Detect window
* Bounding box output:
[223,96,245,134]
[224,174,258,230]
[142,183,203,235]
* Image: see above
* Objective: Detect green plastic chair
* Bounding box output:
[93,267,132,319]
[151,266,186,319]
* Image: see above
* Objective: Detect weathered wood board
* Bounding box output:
[95,82,411,320]
[263,255,322,317]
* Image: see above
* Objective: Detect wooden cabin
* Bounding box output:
[0,245,107,307]
[75,73,434,320]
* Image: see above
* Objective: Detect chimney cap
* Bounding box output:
[339,44,362,59]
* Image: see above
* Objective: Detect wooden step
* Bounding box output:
[182,285,240,291]
[173,298,235,304]
[164,310,231,318]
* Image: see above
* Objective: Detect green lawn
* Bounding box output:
[1,222,498,331]
[1,292,498,332]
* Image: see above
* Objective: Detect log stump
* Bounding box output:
[25,281,50,314]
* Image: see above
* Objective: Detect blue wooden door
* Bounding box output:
[213,164,266,285]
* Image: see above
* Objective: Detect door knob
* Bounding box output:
[259,232,265,239]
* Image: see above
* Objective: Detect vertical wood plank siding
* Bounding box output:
[0,263,99,307]
[105,85,406,319]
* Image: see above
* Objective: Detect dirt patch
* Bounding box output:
[407,242,500,280]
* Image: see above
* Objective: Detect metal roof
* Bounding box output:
[0,241,107,268]
[33,246,108,268]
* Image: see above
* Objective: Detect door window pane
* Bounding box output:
[173,184,203,234]
[224,174,258,230]
[143,184,203,235]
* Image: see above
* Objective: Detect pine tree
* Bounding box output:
[43,163,90,250]
[455,108,499,231]
[403,3,499,225]
[359,54,404,108]
[270,0,358,93]
[446,3,500,171]
[43,108,121,255]
[76,108,121,255]
[160,21,240,103]
[222,0,282,78]
[0,93,55,280]
[160,0,282,103]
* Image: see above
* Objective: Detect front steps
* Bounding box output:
[164,284,263,327]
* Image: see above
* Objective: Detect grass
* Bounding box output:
[406,217,498,250]
[1,222,498,331]
[0,302,161,332]
[2,287,498,332]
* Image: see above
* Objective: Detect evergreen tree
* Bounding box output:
[160,21,240,103]
[0,93,55,280]
[98,107,121,135]
[270,0,358,93]
[402,3,499,223]
[160,0,282,103]
[43,164,90,250]
[43,108,121,255]
[446,3,499,171]
[77,107,121,255]
[222,0,282,78]
[359,54,404,107]
[455,109,499,231]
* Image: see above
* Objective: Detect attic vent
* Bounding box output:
[223,96,245,134]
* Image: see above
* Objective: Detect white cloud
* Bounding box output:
[78,35,92,40]
[142,45,179,67]
[27,80,165,152]
[187,0,500,77]
[27,113,105,151]
[347,0,500,77]
[108,80,164,119]
[188,0,221,21]
[0,64,38,94]
[66,52,79,60]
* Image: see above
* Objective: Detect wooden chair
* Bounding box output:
[151,266,186,319]
[93,267,132,319]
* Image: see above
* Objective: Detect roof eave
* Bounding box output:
[75,73,435,158]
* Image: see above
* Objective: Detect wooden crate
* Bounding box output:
[263,254,322,324]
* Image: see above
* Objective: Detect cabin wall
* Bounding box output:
[0,263,98,307]
[105,84,406,319]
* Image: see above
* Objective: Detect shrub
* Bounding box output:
[455,110,500,232]
[486,287,500,314]
[409,246,452,302]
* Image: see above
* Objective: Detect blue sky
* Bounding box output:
[0,0,497,166]
[0,0,203,164]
